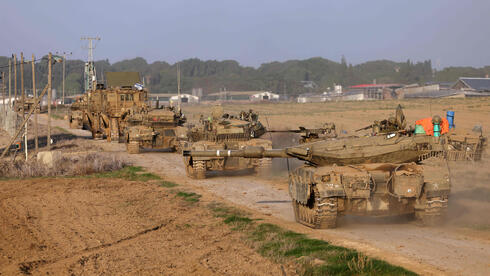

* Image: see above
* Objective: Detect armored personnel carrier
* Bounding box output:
[124,106,187,154]
[184,131,451,228]
[183,106,271,179]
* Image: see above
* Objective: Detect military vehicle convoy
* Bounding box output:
[184,128,453,228]
[124,106,187,154]
[183,106,271,179]
[67,70,189,155]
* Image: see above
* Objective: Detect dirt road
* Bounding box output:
[38,113,490,275]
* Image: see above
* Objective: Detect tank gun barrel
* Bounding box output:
[183,146,289,158]
[268,129,303,133]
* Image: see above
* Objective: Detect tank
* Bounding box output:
[123,106,187,154]
[268,122,337,143]
[14,97,44,114]
[68,94,88,129]
[183,107,271,179]
[183,133,452,228]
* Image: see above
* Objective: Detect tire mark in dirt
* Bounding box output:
[17,219,173,275]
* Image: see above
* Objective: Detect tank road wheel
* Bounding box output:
[254,158,272,176]
[292,187,338,229]
[415,196,448,226]
[193,160,206,179]
[127,141,140,154]
[185,162,196,178]
[69,119,80,129]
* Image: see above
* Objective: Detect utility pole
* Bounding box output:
[81,36,100,92]
[20,52,25,118]
[56,51,72,105]
[81,36,100,62]
[47,52,52,151]
[177,63,181,113]
[32,54,38,153]
[13,54,17,103]
[62,53,66,105]
[8,58,11,107]
[2,72,5,111]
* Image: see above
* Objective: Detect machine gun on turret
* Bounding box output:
[355,104,408,135]
[268,123,337,143]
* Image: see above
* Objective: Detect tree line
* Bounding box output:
[1,55,489,97]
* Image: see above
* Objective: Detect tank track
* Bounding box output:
[69,120,81,129]
[127,142,140,154]
[254,158,272,175]
[192,160,206,179]
[292,186,338,229]
[415,196,448,226]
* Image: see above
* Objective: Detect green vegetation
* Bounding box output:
[209,202,416,276]
[2,55,488,97]
[50,114,64,120]
[176,191,201,202]
[54,126,69,134]
[86,166,160,182]
[159,180,179,188]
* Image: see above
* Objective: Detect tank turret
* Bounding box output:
[268,122,337,143]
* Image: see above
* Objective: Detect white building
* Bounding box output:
[250,91,280,101]
[149,93,199,105]
[169,94,199,104]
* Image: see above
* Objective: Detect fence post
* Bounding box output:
[13,54,17,104]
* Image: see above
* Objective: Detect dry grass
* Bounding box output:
[0,153,127,179]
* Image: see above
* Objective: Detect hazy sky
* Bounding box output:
[2,0,489,68]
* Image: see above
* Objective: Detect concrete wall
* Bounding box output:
[0,105,22,137]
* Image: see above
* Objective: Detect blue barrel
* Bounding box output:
[447,110,455,129]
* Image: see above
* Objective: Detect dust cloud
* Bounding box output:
[446,156,490,228]
[269,132,304,175]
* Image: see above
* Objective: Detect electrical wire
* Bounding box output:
[0,57,46,69]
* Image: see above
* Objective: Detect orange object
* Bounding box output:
[415,117,449,136]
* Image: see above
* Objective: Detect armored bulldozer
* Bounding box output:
[183,107,271,179]
[184,133,451,228]
[82,72,149,140]
[124,106,187,154]
[269,122,337,143]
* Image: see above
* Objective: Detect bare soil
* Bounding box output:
[0,177,290,275]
